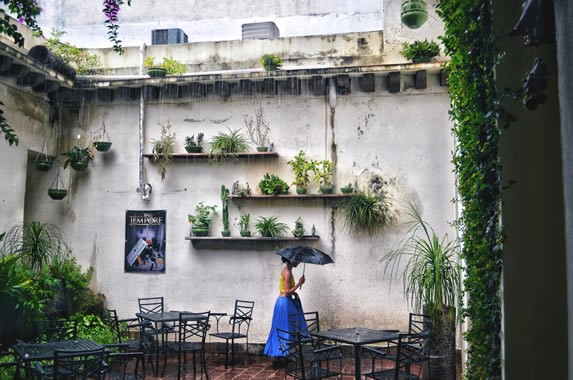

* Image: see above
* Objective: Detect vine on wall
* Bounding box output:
[436,0,503,378]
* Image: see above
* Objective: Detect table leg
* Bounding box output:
[354,345,362,380]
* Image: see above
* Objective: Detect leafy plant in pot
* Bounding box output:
[258,173,290,195]
[184,133,204,153]
[314,159,335,194]
[287,150,316,194]
[151,122,176,181]
[259,54,283,71]
[292,217,305,238]
[400,39,440,63]
[380,204,460,379]
[188,202,217,237]
[144,56,187,77]
[238,213,251,237]
[255,216,288,238]
[64,145,95,171]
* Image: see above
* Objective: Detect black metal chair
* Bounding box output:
[276,327,340,380]
[164,311,211,380]
[35,347,107,379]
[105,309,142,352]
[289,310,343,370]
[36,319,78,343]
[364,330,432,380]
[105,351,146,380]
[209,299,254,368]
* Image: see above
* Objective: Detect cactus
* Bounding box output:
[221,185,230,232]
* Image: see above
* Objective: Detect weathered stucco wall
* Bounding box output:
[4,75,454,344]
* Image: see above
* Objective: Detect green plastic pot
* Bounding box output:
[48,188,68,200]
[34,159,54,171]
[94,141,112,152]
[70,160,89,171]
[147,67,167,78]
[401,0,428,29]
[191,228,209,237]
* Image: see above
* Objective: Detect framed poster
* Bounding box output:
[125,210,166,273]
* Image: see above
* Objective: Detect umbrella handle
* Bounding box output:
[300,263,306,290]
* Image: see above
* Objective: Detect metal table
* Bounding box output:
[12,339,103,377]
[311,327,399,380]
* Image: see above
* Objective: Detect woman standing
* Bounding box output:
[264,257,307,366]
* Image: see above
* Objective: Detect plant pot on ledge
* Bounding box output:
[221,230,231,237]
[240,230,251,237]
[191,228,209,237]
[147,67,167,78]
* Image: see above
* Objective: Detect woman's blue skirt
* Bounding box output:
[264,296,308,357]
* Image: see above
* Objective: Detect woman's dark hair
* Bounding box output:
[281,257,290,264]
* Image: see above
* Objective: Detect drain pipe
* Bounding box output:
[138,43,152,200]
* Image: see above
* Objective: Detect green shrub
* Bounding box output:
[258,173,290,195]
[400,39,440,62]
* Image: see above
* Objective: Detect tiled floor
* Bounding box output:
[143,348,451,379]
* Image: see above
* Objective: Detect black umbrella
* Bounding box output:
[276,246,334,279]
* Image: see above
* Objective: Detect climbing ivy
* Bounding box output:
[435,0,503,379]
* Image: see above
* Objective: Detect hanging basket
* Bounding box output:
[401,0,428,29]
[34,159,54,171]
[34,140,54,171]
[91,122,112,152]
[48,168,67,200]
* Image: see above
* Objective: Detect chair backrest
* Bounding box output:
[276,328,306,378]
[37,319,78,342]
[230,299,254,335]
[138,296,164,314]
[178,311,211,348]
[105,309,123,343]
[408,313,431,336]
[53,347,106,380]
[288,311,316,337]
[393,331,432,378]
[304,311,320,333]
[106,351,145,380]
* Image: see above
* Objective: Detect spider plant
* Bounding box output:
[207,128,250,160]
[379,204,460,319]
[255,216,288,238]
[343,191,391,236]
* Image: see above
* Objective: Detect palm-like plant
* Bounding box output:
[0,221,69,273]
[151,122,176,180]
[343,191,391,236]
[380,204,460,318]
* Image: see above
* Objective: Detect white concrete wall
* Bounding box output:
[4,77,454,344]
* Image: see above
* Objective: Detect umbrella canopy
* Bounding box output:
[276,246,334,265]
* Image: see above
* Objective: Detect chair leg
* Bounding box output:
[231,338,235,366]
[202,350,209,380]
[224,339,230,369]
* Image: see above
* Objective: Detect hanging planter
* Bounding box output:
[91,121,112,152]
[64,146,93,171]
[48,168,68,200]
[401,0,428,29]
[33,140,54,171]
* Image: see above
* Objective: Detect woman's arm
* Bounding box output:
[283,269,305,296]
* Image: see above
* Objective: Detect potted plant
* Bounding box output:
[292,217,305,238]
[260,54,283,71]
[244,107,271,152]
[184,133,204,153]
[380,204,460,379]
[400,39,440,63]
[239,213,251,237]
[188,202,217,237]
[207,128,250,160]
[150,122,176,181]
[343,191,392,236]
[314,159,335,194]
[287,150,316,194]
[340,183,354,194]
[144,56,187,77]
[255,216,288,238]
[258,173,290,195]
[64,145,94,171]
[221,185,230,237]
[48,169,67,200]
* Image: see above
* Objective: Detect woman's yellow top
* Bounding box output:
[279,273,295,293]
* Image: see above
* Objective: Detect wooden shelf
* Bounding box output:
[143,151,279,160]
[186,235,320,249]
[228,193,354,200]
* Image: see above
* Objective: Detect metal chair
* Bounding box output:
[364,330,432,380]
[0,347,23,379]
[276,327,340,380]
[209,299,254,368]
[164,311,211,380]
[105,309,142,352]
[36,319,78,342]
[35,347,107,379]
[105,350,146,380]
